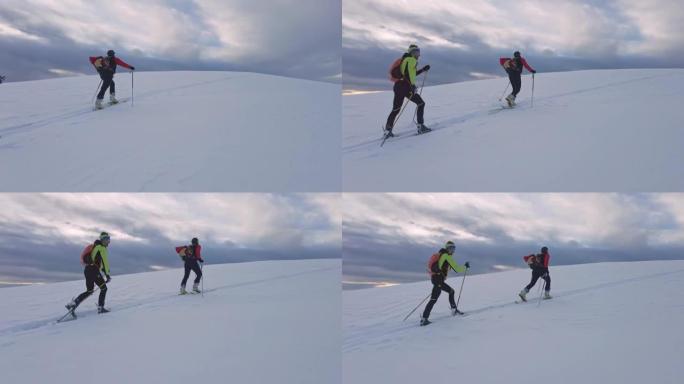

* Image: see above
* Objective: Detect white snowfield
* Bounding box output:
[0,259,341,384]
[344,260,684,384]
[343,69,684,191]
[0,71,341,192]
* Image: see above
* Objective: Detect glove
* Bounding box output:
[531,69,536,74]
[465,262,470,269]
[410,84,417,94]
[105,274,111,283]
[199,259,204,264]
[130,66,136,71]
[422,65,431,72]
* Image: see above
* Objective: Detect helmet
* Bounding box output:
[541,246,548,254]
[107,50,115,57]
[445,241,455,251]
[191,237,199,245]
[408,44,420,55]
[513,51,521,58]
[99,232,111,241]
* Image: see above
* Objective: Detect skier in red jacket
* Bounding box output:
[89,50,135,109]
[499,51,536,107]
[519,246,551,301]
[176,237,204,294]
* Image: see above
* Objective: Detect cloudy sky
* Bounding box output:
[343,0,684,90]
[0,0,340,82]
[343,193,684,289]
[0,193,340,286]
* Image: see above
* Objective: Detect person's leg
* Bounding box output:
[441,281,456,308]
[75,267,96,305]
[543,273,551,292]
[525,270,542,291]
[511,73,522,96]
[421,276,443,319]
[181,263,191,286]
[110,79,116,95]
[409,93,426,124]
[386,82,409,129]
[95,273,107,307]
[97,75,112,100]
[192,261,202,284]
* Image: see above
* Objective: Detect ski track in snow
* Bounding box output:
[343,264,684,353]
[0,265,336,338]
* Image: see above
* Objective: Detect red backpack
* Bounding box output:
[80,244,94,265]
[389,53,411,82]
[426,253,441,274]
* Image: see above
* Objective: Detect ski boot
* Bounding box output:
[416,123,432,134]
[544,291,552,300]
[383,124,394,138]
[97,306,110,314]
[180,285,187,295]
[95,98,104,110]
[518,288,528,302]
[451,307,464,316]
[109,93,119,104]
[505,94,516,107]
[65,300,77,311]
[420,317,432,326]
[192,282,201,294]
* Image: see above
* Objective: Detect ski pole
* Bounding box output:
[531,73,535,108]
[131,71,134,107]
[91,79,102,104]
[537,278,545,307]
[402,292,431,322]
[412,70,428,124]
[455,267,468,310]
[200,262,204,297]
[498,80,510,101]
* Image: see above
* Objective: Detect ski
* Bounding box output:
[57,309,77,323]
[93,98,129,111]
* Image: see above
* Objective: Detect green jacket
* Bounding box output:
[438,252,465,276]
[400,56,418,85]
[91,243,110,275]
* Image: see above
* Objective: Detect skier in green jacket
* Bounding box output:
[385,44,431,136]
[421,241,470,326]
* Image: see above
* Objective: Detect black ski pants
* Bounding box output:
[75,265,107,307]
[181,259,202,286]
[97,72,115,100]
[507,70,522,97]
[525,268,551,292]
[422,274,456,319]
[386,80,425,129]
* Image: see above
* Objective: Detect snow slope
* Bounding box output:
[343,69,684,191]
[0,259,341,384]
[0,71,340,191]
[344,260,684,384]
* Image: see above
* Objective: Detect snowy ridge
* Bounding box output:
[0,259,341,384]
[0,71,341,191]
[343,69,684,191]
[344,260,684,384]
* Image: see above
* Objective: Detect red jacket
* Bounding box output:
[175,245,203,262]
[500,57,535,73]
[89,56,133,71]
[523,252,549,268]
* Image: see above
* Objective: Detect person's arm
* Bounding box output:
[114,57,134,70]
[521,58,535,73]
[402,56,418,85]
[196,245,203,262]
[500,57,510,67]
[89,56,98,65]
[543,253,550,268]
[440,253,465,274]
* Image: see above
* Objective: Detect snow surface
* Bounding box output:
[344,260,684,384]
[0,259,341,384]
[343,69,684,191]
[0,71,341,191]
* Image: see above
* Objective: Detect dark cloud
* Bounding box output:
[0,1,340,83]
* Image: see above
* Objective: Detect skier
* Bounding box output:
[518,246,552,301]
[89,50,135,109]
[176,237,204,294]
[420,241,470,326]
[0,75,5,84]
[499,51,536,107]
[66,232,112,315]
[385,44,431,136]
